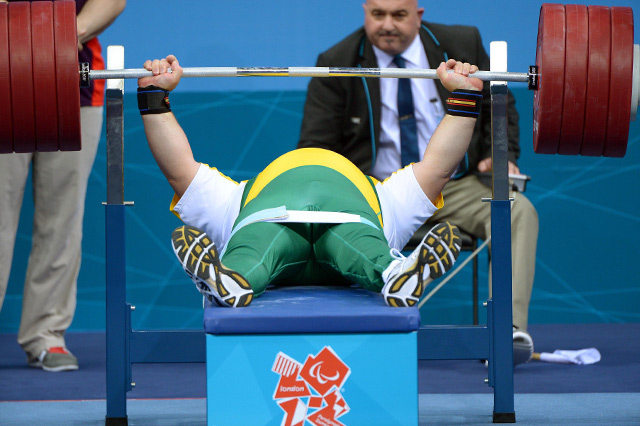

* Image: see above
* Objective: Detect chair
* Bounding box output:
[404,173,530,325]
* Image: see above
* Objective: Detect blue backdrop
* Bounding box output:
[1,1,639,332]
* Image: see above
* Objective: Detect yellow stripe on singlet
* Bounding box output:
[243,148,383,227]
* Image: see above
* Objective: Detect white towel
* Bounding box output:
[537,348,601,365]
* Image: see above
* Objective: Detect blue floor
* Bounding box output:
[1,324,639,425]
[1,393,639,425]
[3,324,640,401]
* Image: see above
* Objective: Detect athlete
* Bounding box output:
[137,55,483,307]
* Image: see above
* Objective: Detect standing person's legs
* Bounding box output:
[509,191,538,331]
[0,153,33,311]
[425,175,538,331]
[18,107,102,361]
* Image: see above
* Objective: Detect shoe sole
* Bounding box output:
[384,222,461,307]
[28,360,79,372]
[423,222,462,279]
[171,225,253,307]
[39,364,79,372]
[384,250,430,307]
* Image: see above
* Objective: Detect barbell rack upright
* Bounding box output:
[488,41,516,422]
[104,45,129,426]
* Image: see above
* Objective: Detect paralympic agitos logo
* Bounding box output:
[272,346,351,426]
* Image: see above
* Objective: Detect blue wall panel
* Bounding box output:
[1,1,639,331]
[2,87,638,332]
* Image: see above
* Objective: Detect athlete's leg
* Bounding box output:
[312,222,393,292]
[171,222,312,306]
[314,221,461,307]
[221,222,312,296]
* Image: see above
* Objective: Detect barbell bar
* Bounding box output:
[0,1,638,157]
[87,67,532,83]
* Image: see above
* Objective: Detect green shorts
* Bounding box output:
[221,148,394,296]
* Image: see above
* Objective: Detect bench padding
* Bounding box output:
[203,286,420,335]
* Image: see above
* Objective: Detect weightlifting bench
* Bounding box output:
[204,286,420,425]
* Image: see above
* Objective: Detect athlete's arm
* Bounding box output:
[412,59,483,203]
[138,55,199,198]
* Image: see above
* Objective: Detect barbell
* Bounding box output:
[0,1,638,157]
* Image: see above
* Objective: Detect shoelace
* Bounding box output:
[387,246,421,278]
[389,247,405,261]
[194,280,215,298]
[181,265,215,299]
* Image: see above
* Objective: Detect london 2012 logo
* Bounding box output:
[272,346,351,426]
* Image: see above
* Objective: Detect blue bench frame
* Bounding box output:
[104,61,514,426]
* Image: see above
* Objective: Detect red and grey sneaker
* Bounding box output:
[171,225,253,307]
[382,222,461,307]
[28,347,79,372]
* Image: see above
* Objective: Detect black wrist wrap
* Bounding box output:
[445,89,483,118]
[138,85,171,115]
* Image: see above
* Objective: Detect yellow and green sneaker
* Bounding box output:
[382,222,461,307]
[171,225,253,307]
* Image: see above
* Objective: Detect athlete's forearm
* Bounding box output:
[413,114,476,202]
[412,59,483,203]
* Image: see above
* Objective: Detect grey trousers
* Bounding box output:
[425,174,538,331]
[0,106,102,359]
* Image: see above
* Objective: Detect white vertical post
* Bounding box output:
[107,45,125,91]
